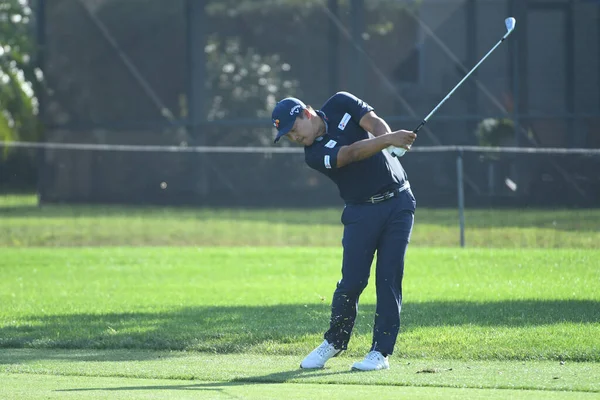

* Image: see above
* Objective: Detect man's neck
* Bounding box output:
[316,115,327,138]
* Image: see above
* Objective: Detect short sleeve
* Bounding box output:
[305,143,341,173]
[329,91,374,122]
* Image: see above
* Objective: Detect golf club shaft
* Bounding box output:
[390,20,515,157]
[415,34,510,133]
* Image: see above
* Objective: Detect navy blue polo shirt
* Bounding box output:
[305,92,408,204]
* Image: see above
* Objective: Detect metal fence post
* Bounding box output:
[35,0,46,206]
[186,0,209,198]
[457,150,466,247]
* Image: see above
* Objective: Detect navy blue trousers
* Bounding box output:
[324,188,416,356]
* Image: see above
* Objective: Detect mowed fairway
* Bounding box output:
[1,196,599,399]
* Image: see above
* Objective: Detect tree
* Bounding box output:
[0,0,41,148]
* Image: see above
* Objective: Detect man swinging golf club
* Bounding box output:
[272,91,417,371]
[271,17,516,371]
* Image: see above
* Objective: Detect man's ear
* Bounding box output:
[304,108,312,119]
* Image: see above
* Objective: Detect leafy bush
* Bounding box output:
[0,0,42,148]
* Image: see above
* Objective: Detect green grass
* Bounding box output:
[2,352,600,396]
[1,194,599,397]
[1,248,598,361]
[3,370,599,400]
[1,194,599,247]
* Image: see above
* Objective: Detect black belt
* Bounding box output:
[365,182,410,204]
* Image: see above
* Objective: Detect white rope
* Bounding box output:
[0,141,302,154]
[2,141,600,155]
[409,145,600,155]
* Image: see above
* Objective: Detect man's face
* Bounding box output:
[285,111,316,146]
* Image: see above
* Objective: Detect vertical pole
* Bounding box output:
[457,151,466,247]
[328,0,339,95]
[466,0,478,129]
[186,0,208,198]
[488,162,495,196]
[35,0,46,206]
[565,0,576,147]
[350,0,365,97]
[509,0,520,146]
[520,1,529,121]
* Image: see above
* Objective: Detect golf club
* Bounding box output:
[389,17,517,157]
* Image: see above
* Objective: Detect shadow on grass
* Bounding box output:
[1,202,599,232]
[56,369,357,393]
[1,300,598,363]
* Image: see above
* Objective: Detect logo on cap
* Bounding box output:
[290,105,302,116]
[273,119,280,128]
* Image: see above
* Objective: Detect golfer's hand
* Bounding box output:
[389,130,417,150]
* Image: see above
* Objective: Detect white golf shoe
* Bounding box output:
[300,340,342,369]
[351,351,390,371]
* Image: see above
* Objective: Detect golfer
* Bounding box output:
[271,92,417,371]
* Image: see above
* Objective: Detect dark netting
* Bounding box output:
[31,144,600,208]
[36,142,340,207]
[12,0,593,207]
[457,150,600,208]
[44,0,187,126]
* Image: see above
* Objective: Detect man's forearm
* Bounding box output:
[345,135,394,162]
[336,129,415,168]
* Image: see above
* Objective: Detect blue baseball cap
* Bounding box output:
[271,97,307,143]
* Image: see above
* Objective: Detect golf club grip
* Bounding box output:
[414,120,426,133]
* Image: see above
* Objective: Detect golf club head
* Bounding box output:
[505,17,516,34]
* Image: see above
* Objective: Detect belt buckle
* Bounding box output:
[369,190,393,204]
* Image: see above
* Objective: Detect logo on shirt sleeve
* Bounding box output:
[324,155,332,169]
[338,113,351,130]
[325,140,337,148]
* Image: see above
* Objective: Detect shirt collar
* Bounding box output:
[316,110,329,135]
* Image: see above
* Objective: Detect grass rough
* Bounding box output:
[1,195,599,247]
